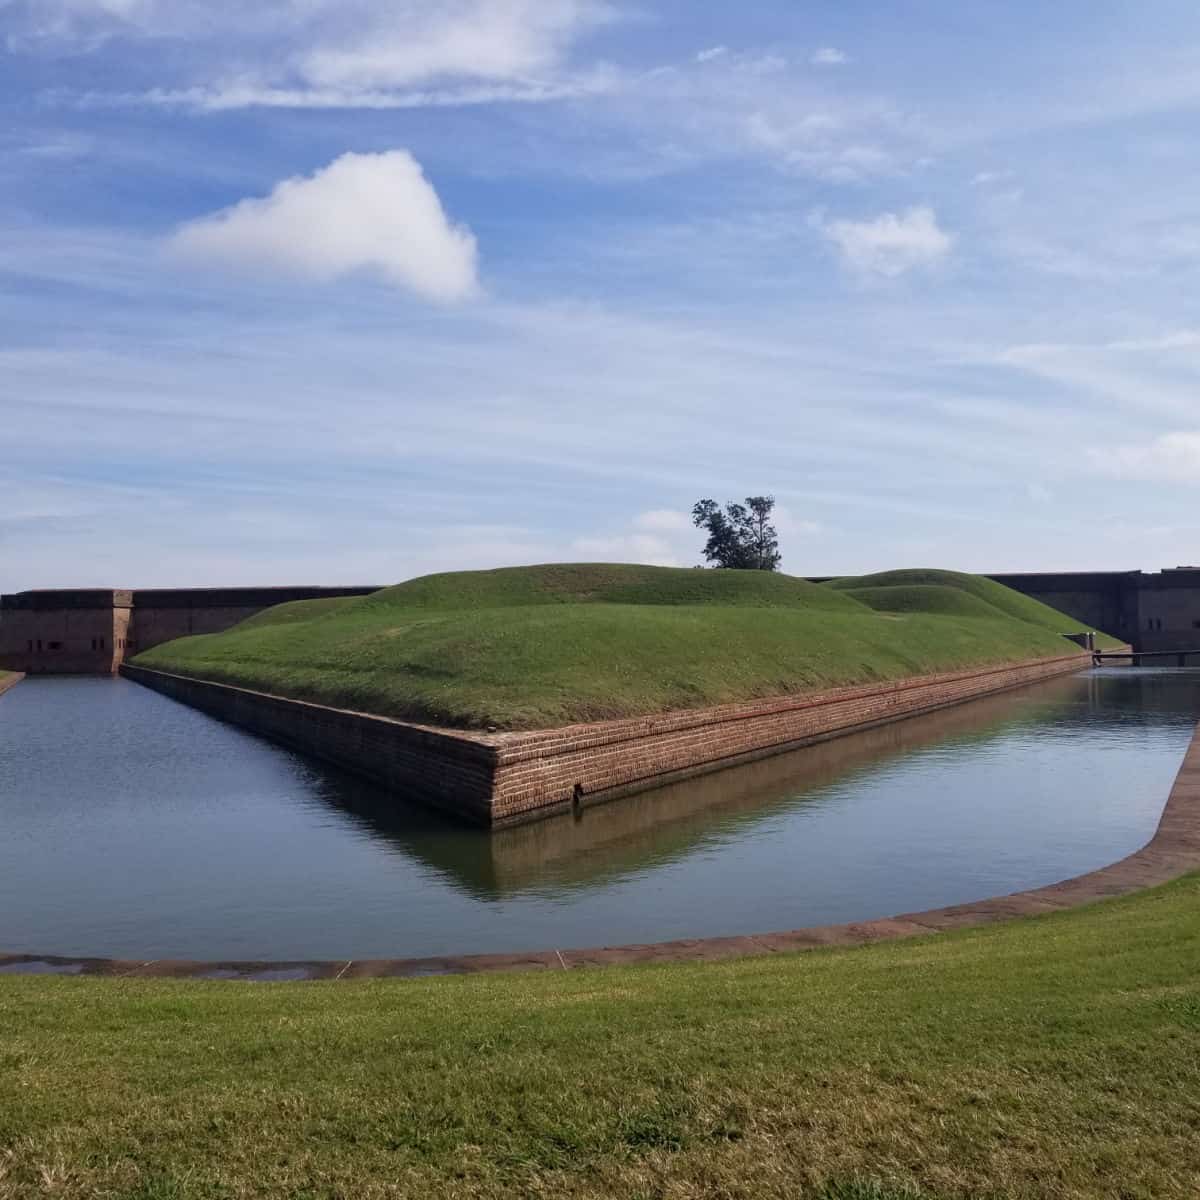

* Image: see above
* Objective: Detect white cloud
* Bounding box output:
[3,0,148,52]
[993,330,1200,421]
[811,47,849,66]
[819,206,954,276]
[1090,432,1200,483]
[1104,330,1200,353]
[571,532,682,566]
[574,508,700,565]
[15,0,613,107]
[695,46,727,64]
[772,505,823,538]
[116,75,612,113]
[298,0,608,91]
[632,508,690,532]
[572,504,820,570]
[168,150,479,302]
[743,110,900,182]
[971,169,1013,186]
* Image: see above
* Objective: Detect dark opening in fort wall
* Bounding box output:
[123,651,1093,828]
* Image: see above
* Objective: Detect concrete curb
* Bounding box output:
[3,718,1198,983]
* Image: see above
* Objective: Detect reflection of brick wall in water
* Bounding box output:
[485,654,1093,825]
[123,652,1090,828]
[0,586,379,675]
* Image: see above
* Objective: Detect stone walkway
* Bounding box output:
[3,719,1198,983]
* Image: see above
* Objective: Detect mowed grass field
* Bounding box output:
[132,564,1115,729]
[1,872,1198,1200]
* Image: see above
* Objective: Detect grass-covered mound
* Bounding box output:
[826,568,1117,637]
[132,563,1102,730]
[3,871,1200,1198]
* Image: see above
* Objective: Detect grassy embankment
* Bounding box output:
[133,564,1115,730]
[2,872,1198,1199]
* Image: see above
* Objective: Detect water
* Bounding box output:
[1,670,1197,961]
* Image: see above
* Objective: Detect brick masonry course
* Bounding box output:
[123,653,1092,826]
[2,694,1197,981]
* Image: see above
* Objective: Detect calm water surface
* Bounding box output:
[1,669,1197,960]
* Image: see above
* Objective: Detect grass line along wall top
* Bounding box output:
[121,650,1092,826]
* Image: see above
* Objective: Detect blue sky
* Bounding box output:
[3,0,1200,590]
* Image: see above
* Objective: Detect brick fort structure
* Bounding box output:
[0,586,378,675]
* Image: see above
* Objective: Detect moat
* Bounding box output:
[2,669,1198,962]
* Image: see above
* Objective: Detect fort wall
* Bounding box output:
[0,590,132,675]
[988,568,1200,653]
[7,569,1198,675]
[0,586,378,675]
[123,651,1091,827]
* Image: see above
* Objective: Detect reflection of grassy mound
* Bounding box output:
[134,563,1096,730]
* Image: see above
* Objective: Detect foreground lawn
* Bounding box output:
[133,564,1109,729]
[2,874,1198,1199]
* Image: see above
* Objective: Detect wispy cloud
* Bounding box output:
[18,0,616,109]
[810,47,848,66]
[632,508,691,533]
[168,151,480,302]
[570,530,685,566]
[1090,432,1200,483]
[817,206,954,276]
[298,1,609,91]
[10,2,1200,589]
[994,328,1200,421]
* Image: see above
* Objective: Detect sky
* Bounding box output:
[3,0,1200,591]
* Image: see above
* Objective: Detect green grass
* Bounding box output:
[825,569,1121,644]
[841,584,1019,619]
[133,564,1106,730]
[2,873,1199,1199]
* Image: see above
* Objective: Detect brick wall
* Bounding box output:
[121,664,497,822]
[486,653,1091,823]
[123,652,1091,827]
[0,591,131,674]
[0,586,380,673]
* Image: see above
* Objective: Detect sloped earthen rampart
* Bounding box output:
[122,651,1091,827]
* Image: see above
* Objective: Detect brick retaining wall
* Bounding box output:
[123,652,1091,827]
[121,664,497,822]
